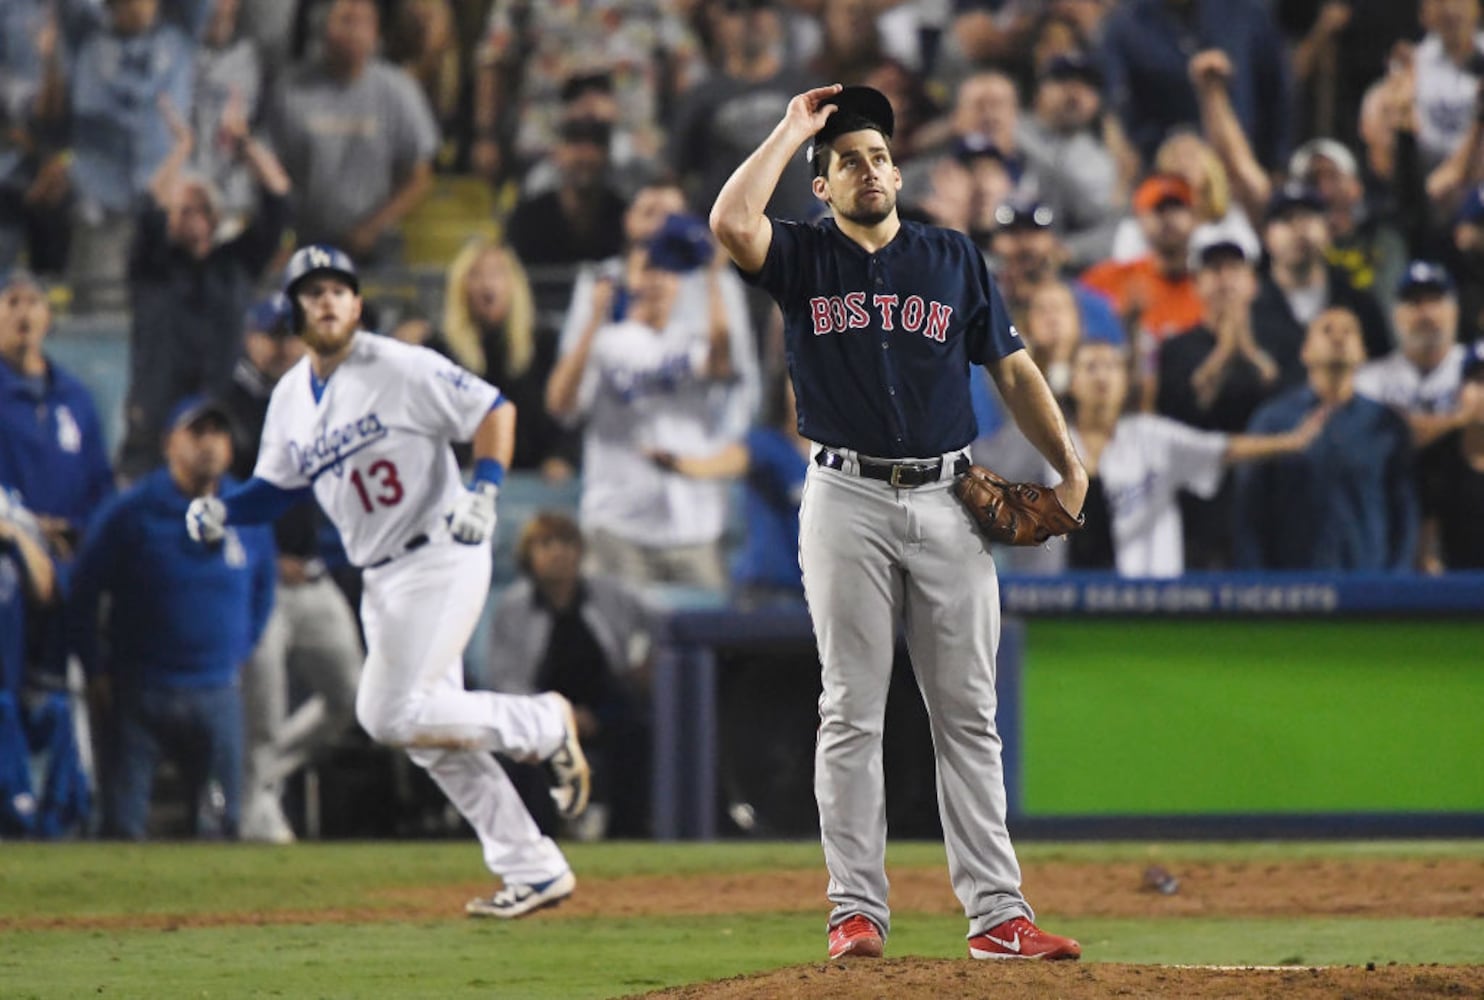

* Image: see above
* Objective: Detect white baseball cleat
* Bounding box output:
[544,695,591,819]
[465,870,576,918]
[240,789,296,845]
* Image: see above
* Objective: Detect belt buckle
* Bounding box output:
[889,464,907,488]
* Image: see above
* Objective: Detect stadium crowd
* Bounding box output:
[3,0,1484,842]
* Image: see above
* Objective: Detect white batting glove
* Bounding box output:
[448,483,498,545]
[185,496,227,544]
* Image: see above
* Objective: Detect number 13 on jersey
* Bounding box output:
[349,459,404,512]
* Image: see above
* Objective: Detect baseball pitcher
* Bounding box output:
[711,84,1089,960]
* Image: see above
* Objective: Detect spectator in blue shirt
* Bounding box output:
[0,269,114,562]
[1234,307,1418,571]
[1101,0,1293,170]
[69,396,275,840]
[59,0,211,311]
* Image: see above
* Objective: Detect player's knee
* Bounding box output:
[817,708,884,746]
[355,689,410,747]
[404,745,448,770]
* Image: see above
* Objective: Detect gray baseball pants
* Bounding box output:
[799,447,1033,940]
[242,577,362,798]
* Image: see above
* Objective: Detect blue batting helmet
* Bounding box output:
[282,244,359,299]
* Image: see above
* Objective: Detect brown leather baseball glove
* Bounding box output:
[952,464,1085,546]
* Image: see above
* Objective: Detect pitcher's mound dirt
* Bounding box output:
[624,958,1484,1000]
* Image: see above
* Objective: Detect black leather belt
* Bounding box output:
[815,448,970,488]
[366,533,430,569]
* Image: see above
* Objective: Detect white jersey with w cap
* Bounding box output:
[1354,345,1465,416]
[254,333,501,567]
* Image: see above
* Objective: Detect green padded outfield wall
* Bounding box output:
[1018,619,1484,815]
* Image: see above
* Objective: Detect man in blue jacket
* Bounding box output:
[0,269,114,562]
[69,396,274,839]
[1234,307,1418,570]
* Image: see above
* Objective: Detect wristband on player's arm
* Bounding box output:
[471,458,505,494]
[222,476,315,524]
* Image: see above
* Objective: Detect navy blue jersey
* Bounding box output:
[743,217,1023,458]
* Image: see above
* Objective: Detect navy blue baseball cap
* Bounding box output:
[1041,53,1104,90]
[282,244,359,298]
[243,293,291,337]
[809,85,895,164]
[1266,181,1326,221]
[1396,260,1455,301]
[166,395,233,435]
[646,213,714,273]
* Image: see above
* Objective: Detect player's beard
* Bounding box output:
[838,188,897,228]
[301,313,357,355]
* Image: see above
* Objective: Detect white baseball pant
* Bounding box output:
[356,535,571,884]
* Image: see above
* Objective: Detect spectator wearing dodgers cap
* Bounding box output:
[1155,233,1286,570]
[1251,180,1394,386]
[1355,261,1474,449]
[68,394,275,840]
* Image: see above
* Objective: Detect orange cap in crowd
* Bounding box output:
[1132,174,1194,214]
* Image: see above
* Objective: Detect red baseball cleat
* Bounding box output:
[828,914,885,959]
[968,916,1081,960]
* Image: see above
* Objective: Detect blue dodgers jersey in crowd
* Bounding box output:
[66,469,275,690]
[732,427,809,593]
[0,358,114,531]
[743,217,1024,458]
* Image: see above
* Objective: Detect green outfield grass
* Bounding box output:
[2,841,1481,999]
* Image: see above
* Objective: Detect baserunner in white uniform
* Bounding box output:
[185,245,589,918]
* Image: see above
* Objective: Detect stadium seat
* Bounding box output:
[401,175,501,269]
